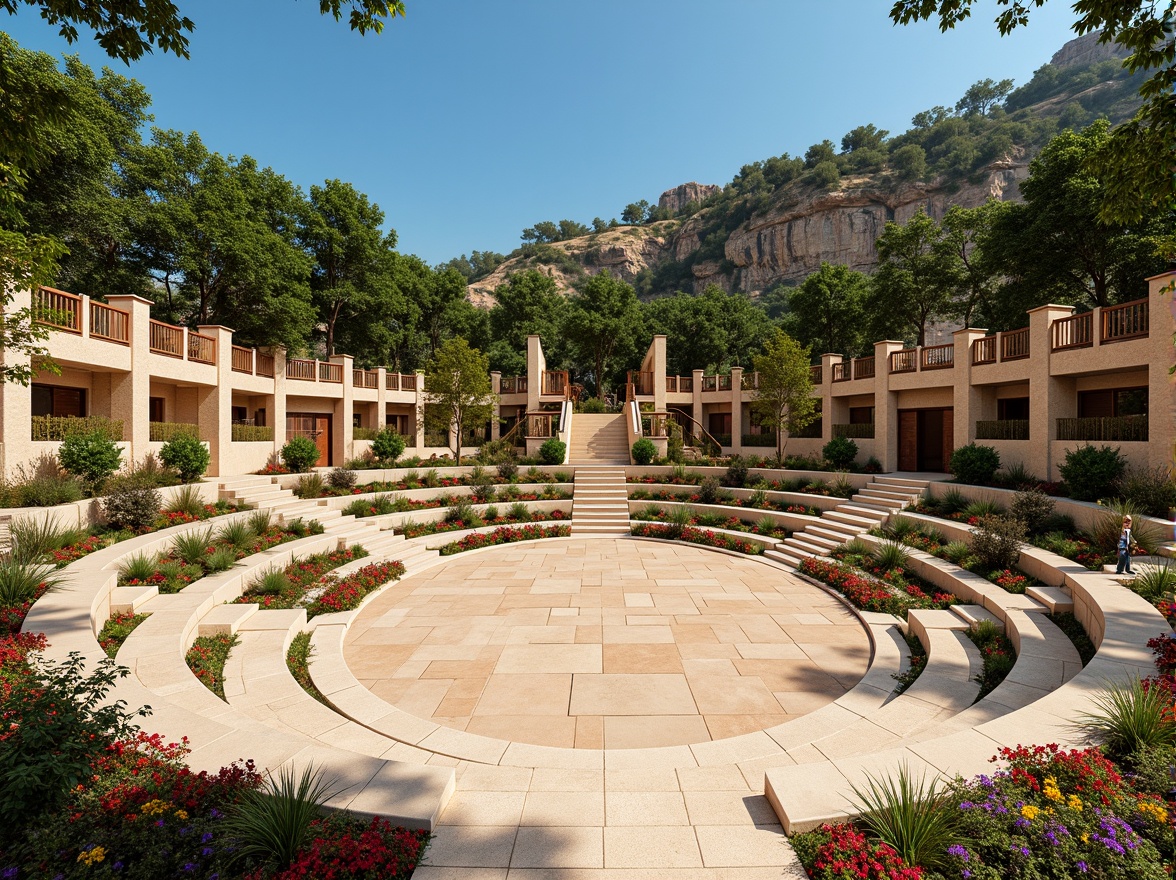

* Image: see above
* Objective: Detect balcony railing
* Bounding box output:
[666,376,694,393]
[701,375,718,392]
[717,374,732,391]
[256,353,275,377]
[809,365,822,384]
[149,320,184,358]
[353,369,379,389]
[525,412,557,438]
[31,414,124,442]
[1056,415,1148,442]
[853,357,875,380]
[832,362,849,382]
[627,370,655,396]
[319,362,342,383]
[1052,311,1093,351]
[833,422,875,439]
[500,376,527,394]
[641,412,671,438]
[287,358,317,380]
[90,301,130,344]
[541,370,569,397]
[976,419,1029,441]
[402,373,417,392]
[1001,327,1029,361]
[741,371,759,390]
[187,332,216,365]
[921,343,954,370]
[1101,297,1148,343]
[890,349,917,373]
[232,423,273,442]
[972,336,996,365]
[149,421,199,442]
[34,287,82,333]
[231,345,254,373]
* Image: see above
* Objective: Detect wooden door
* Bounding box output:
[898,411,918,472]
[286,413,331,467]
[941,409,954,473]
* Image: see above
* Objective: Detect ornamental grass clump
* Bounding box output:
[871,539,911,574]
[7,514,85,565]
[850,764,961,872]
[0,556,64,607]
[1077,676,1176,760]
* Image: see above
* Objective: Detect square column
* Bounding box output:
[1027,304,1076,480]
[414,370,426,450]
[526,335,545,411]
[332,354,354,466]
[729,366,743,455]
[490,371,502,440]
[1146,272,1176,470]
[0,287,34,473]
[952,328,988,455]
[873,341,906,472]
[196,325,235,477]
[271,348,288,454]
[108,294,154,465]
[819,354,842,445]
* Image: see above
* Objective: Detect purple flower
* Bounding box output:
[1077,862,1089,873]
[947,845,969,860]
[1015,818,1031,829]
[113,864,123,872]
[202,848,214,857]
[201,833,213,843]
[209,809,221,819]
[3,868,17,879]
[183,864,196,872]
[155,819,164,827]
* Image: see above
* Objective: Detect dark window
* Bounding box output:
[32,384,86,418]
[997,397,1029,420]
[709,413,732,435]
[149,397,165,422]
[353,413,362,428]
[231,406,248,423]
[1079,387,1147,418]
[849,406,874,424]
[254,408,266,427]
[1117,388,1148,416]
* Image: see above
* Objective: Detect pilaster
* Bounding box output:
[1028,304,1077,480]
[196,325,235,477]
[873,341,905,472]
[729,366,743,455]
[952,328,988,454]
[107,294,154,465]
[332,354,354,466]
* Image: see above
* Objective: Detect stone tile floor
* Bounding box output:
[345,540,870,750]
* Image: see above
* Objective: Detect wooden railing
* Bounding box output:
[976,419,1029,441]
[187,332,216,364]
[717,374,732,391]
[353,369,378,389]
[1051,311,1093,351]
[853,356,875,380]
[86,301,128,344]
[256,353,275,377]
[741,371,759,390]
[34,287,82,333]
[972,336,996,365]
[628,370,655,396]
[287,358,317,380]
[231,345,254,373]
[386,372,401,391]
[149,320,184,358]
[642,412,671,438]
[541,370,569,397]
[402,373,417,392]
[890,349,917,373]
[1101,298,1148,343]
[499,376,527,394]
[1057,415,1148,443]
[701,375,718,392]
[833,423,874,439]
[1001,327,1030,360]
[831,362,849,382]
[525,412,557,438]
[810,365,822,384]
[319,362,342,383]
[920,343,954,370]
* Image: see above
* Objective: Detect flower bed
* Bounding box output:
[342,488,571,518]
[629,487,819,516]
[968,621,1015,699]
[98,611,150,658]
[0,581,53,636]
[286,631,327,706]
[632,507,790,540]
[397,508,568,539]
[798,556,954,618]
[305,560,406,617]
[629,476,847,501]
[232,547,370,611]
[629,523,766,554]
[892,631,927,695]
[437,524,571,555]
[792,822,922,880]
[880,520,1043,594]
[258,812,428,880]
[316,469,572,496]
[185,633,238,699]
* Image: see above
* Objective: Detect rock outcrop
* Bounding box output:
[1049,30,1127,69]
[658,182,720,214]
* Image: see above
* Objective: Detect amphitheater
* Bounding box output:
[20,454,1166,879]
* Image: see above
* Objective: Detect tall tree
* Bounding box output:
[751,330,819,462]
[938,202,1000,327]
[889,0,1176,223]
[954,78,1014,116]
[980,121,1169,315]
[869,208,955,346]
[562,270,642,396]
[787,262,871,357]
[299,178,397,357]
[424,337,494,465]
[487,269,565,373]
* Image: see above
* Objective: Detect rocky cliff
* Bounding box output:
[658,182,721,214]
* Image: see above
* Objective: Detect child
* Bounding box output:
[1115,515,1135,575]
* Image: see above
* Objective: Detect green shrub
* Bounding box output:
[962,498,1004,519]
[949,443,1000,486]
[100,475,162,532]
[496,459,519,481]
[698,477,721,505]
[998,460,1038,489]
[371,428,406,463]
[723,455,749,488]
[58,429,122,490]
[871,539,910,572]
[936,487,968,515]
[281,436,321,473]
[469,465,495,503]
[327,467,357,490]
[1088,497,1161,555]
[118,551,159,584]
[539,438,566,465]
[1079,677,1176,761]
[7,515,85,565]
[172,528,214,566]
[204,546,238,573]
[1127,562,1176,603]
[1059,443,1126,502]
[630,439,656,465]
[294,472,325,500]
[165,484,206,518]
[579,397,607,413]
[0,557,65,605]
[1010,488,1055,535]
[216,519,257,552]
[158,433,210,483]
[476,437,516,465]
[969,514,1025,572]
[1119,464,1176,518]
[221,764,339,872]
[666,420,684,463]
[849,765,961,872]
[822,435,858,469]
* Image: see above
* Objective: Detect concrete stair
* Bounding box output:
[766,476,930,568]
[571,468,631,536]
[569,414,630,464]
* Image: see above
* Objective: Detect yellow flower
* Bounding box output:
[1021,804,1040,820]
[1138,800,1169,824]
[140,799,171,817]
[77,846,106,866]
[1042,777,1063,802]
[174,809,189,820]
[1081,833,1090,843]
[1067,794,1083,812]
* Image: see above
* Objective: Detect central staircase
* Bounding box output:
[569,413,629,464]
[765,476,930,568]
[571,468,632,537]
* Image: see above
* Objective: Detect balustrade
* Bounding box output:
[889,349,917,373]
[231,346,254,373]
[920,343,954,370]
[89,302,130,344]
[149,320,185,358]
[1101,298,1148,343]
[1051,312,1093,351]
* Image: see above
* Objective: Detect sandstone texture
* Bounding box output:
[658,182,721,214]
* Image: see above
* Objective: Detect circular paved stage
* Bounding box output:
[343,538,871,750]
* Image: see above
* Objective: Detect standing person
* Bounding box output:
[1115,515,1135,575]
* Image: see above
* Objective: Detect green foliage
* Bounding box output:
[1119,465,1176,518]
[294,473,325,500]
[849,765,961,871]
[100,475,162,531]
[949,443,1001,485]
[165,484,206,518]
[631,439,656,465]
[252,567,292,596]
[0,651,148,826]
[723,456,749,488]
[343,493,398,517]
[58,429,122,489]
[222,764,340,872]
[172,527,214,566]
[871,539,911,572]
[538,439,566,465]
[788,262,872,358]
[0,453,84,508]
[698,477,721,505]
[1010,488,1055,535]
[1127,562,1176,604]
[327,467,357,490]
[642,286,774,375]
[7,514,84,565]
[562,270,643,395]
[1059,444,1126,501]
[936,487,968,515]
[1079,677,1176,761]
[371,428,406,463]
[969,514,1026,572]
[751,329,818,459]
[468,465,495,503]
[579,397,607,413]
[496,459,519,481]
[1089,498,1160,555]
[118,550,159,584]
[424,337,494,464]
[0,556,64,605]
[204,545,238,573]
[281,436,321,473]
[215,519,257,553]
[822,435,858,469]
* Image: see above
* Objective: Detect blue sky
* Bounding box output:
[4,0,1079,266]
